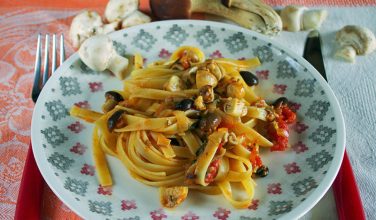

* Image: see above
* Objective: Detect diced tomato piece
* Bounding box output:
[250,154,263,168]
[205,159,221,184]
[277,118,288,130]
[271,135,289,151]
[215,142,225,154]
[249,144,263,168]
[266,105,296,152]
[281,106,296,124]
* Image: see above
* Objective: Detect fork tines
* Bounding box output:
[32,34,65,103]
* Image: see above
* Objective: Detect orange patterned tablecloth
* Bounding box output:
[0,0,374,219]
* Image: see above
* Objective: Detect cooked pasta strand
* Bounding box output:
[92,126,112,186]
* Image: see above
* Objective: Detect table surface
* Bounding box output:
[1,1,375,219]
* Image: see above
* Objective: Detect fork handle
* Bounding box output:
[15,144,44,220]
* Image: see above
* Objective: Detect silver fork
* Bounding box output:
[31,34,65,102]
[15,34,65,220]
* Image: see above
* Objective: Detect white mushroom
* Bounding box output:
[105,0,139,22]
[151,0,282,36]
[100,21,121,34]
[302,9,327,30]
[121,10,152,29]
[221,0,283,35]
[223,98,247,117]
[78,35,129,79]
[164,75,184,92]
[69,10,119,48]
[335,25,376,62]
[280,5,327,32]
[70,10,102,48]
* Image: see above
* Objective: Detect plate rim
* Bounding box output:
[31,19,346,220]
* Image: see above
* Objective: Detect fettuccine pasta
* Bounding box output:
[70,46,296,209]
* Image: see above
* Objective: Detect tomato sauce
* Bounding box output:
[268,105,296,151]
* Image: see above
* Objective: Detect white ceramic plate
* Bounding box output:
[31,20,345,220]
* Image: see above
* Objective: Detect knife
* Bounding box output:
[303,30,366,220]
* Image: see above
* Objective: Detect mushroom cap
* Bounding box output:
[150,0,192,19]
[78,35,114,71]
[105,0,139,23]
[69,10,103,48]
[302,9,327,30]
[98,21,121,34]
[121,10,151,29]
[335,46,357,63]
[280,5,307,32]
[336,25,376,55]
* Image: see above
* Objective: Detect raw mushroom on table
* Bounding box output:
[150,0,282,36]
[335,25,376,62]
[105,0,151,28]
[69,0,152,49]
[69,10,120,48]
[121,10,152,28]
[280,5,327,32]
[221,0,282,35]
[104,0,139,22]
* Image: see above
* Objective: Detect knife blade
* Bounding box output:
[303,30,366,220]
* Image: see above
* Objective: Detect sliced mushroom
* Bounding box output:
[223,98,247,117]
[121,10,152,29]
[69,10,119,48]
[200,60,225,82]
[335,25,376,62]
[199,85,215,103]
[102,91,125,112]
[78,35,129,79]
[194,95,206,110]
[226,79,245,99]
[182,66,198,87]
[105,0,139,23]
[164,75,184,92]
[170,46,205,70]
[221,0,282,35]
[227,132,238,145]
[196,70,218,88]
[280,5,327,32]
[150,0,281,36]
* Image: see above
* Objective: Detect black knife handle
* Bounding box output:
[303,31,327,81]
